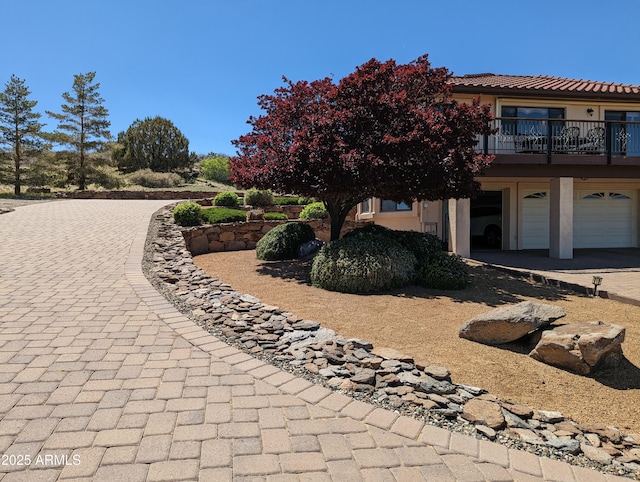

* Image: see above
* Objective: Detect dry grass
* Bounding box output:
[194,250,640,433]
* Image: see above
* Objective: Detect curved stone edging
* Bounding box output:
[142,204,640,480]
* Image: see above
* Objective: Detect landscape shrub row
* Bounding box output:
[172,201,466,293]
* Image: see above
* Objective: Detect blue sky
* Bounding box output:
[3,0,640,156]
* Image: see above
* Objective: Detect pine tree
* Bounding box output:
[47,72,111,190]
[0,75,46,195]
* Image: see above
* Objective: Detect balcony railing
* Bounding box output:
[476,118,640,162]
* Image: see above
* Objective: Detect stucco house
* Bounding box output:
[356,73,640,259]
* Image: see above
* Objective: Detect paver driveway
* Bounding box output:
[0,200,628,481]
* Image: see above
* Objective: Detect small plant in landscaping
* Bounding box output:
[310,234,416,294]
[173,202,202,226]
[244,188,274,207]
[264,212,288,220]
[213,191,240,208]
[299,201,328,220]
[256,222,315,260]
[201,207,246,224]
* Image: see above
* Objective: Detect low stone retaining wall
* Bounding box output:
[182,219,368,255]
[56,190,238,200]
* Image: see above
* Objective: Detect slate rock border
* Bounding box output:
[142,204,640,480]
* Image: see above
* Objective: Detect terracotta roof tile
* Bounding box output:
[451,74,640,98]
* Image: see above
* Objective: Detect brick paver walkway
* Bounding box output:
[0,200,629,481]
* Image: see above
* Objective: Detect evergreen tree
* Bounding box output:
[0,75,46,195]
[47,72,111,190]
[113,116,192,173]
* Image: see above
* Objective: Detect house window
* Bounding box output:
[610,192,630,200]
[501,106,565,136]
[380,200,412,212]
[360,198,372,213]
[523,192,547,199]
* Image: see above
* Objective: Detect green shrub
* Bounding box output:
[214,191,240,208]
[273,196,301,205]
[388,231,443,260]
[88,165,127,189]
[201,207,246,224]
[128,169,184,188]
[346,225,443,260]
[173,202,203,226]
[264,212,288,220]
[344,223,393,238]
[299,201,328,220]
[244,188,274,207]
[298,196,314,205]
[200,156,231,183]
[256,222,316,261]
[310,234,416,294]
[415,253,468,290]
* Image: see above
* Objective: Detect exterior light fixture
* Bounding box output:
[592,276,603,296]
[587,108,594,116]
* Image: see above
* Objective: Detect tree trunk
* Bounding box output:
[325,199,356,241]
[14,171,20,196]
[14,144,21,196]
[329,211,348,241]
[78,151,86,191]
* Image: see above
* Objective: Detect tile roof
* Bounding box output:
[451,73,640,99]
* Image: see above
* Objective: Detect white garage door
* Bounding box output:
[521,191,549,249]
[574,191,635,248]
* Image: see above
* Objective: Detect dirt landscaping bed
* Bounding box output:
[194,249,640,434]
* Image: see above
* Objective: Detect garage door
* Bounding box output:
[574,191,635,248]
[521,191,549,249]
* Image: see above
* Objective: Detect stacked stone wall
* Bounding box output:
[182,219,368,255]
[56,190,240,200]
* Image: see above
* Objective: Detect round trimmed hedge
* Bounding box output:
[173,202,202,226]
[256,222,316,261]
[310,234,416,294]
[345,224,443,259]
[299,202,328,220]
[214,191,240,208]
[320,225,468,292]
[244,188,274,207]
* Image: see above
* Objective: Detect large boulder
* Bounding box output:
[529,321,625,375]
[459,301,566,345]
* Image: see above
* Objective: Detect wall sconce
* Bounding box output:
[592,275,603,296]
[587,108,594,116]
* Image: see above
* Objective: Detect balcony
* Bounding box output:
[476,118,640,165]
